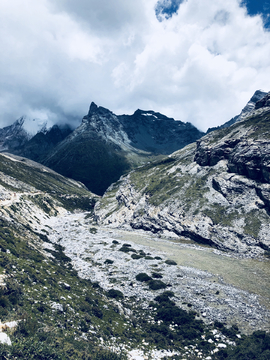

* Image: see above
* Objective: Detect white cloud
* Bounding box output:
[0,0,269,131]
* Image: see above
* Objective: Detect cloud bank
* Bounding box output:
[0,0,270,131]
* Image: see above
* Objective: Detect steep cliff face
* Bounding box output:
[95,93,270,256]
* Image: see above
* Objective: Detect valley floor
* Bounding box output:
[40,212,270,335]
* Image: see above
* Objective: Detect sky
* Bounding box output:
[0,0,270,132]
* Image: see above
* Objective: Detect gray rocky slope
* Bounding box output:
[95,92,270,256]
[0,117,30,152]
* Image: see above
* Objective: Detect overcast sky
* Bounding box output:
[1,0,270,132]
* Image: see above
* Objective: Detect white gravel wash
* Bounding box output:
[41,212,270,334]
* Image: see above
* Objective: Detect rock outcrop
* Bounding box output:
[95,93,270,255]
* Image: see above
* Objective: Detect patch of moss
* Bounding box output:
[203,204,240,227]
[244,209,262,238]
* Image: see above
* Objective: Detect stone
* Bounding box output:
[0,333,11,346]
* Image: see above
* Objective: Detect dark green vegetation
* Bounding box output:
[214,330,270,360]
[135,273,167,290]
[44,138,130,196]
[165,259,177,265]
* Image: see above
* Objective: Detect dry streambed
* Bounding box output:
[41,212,270,334]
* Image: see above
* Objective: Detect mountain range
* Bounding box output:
[0,103,203,195]
[0,90,270,359]
[1,90,267,196]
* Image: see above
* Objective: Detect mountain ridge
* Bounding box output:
[1,93,270,358]
[95,91,270,256]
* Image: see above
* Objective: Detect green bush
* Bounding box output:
[90,227,97,234]
[215,330,270,360]
[0,296,9,308]
[92,306,103,319]
[165,259,177,265]
[136,273,152,282]
[148,280,167,290]
[152,272,163,279]
[145,256,154,260]
[104,259,114,264]
[0,338,63,360]
[107,289,124,300]
[119,246,136,253]
[154,291,175,304]
[131,254,143,260]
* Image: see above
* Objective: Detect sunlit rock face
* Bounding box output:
[95,92,270,255]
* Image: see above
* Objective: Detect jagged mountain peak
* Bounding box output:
[37,104,204,195]
[89,101,98,114]
[86,102,114,118]
[255,91,270,110]
[207,89,268,133]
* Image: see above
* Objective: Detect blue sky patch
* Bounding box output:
[242,1,270,28]
[155,0,184,21]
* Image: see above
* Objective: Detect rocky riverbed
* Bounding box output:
[40,212,270,334]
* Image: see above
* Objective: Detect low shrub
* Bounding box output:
[145,256,154,260]
[104,259,114,264]
[107,289,124,299]
[119,246,136,253]
[136,273,152,282]
[216,330,270,360]
[165,260,177,265]
[92,306,103,319]
[148,280,167,290]
[152,272,163,279]
[154,291,175,304]
[131,254,143,260]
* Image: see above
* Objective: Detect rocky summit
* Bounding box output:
[95,92,270,256]
[38,103,204,195]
